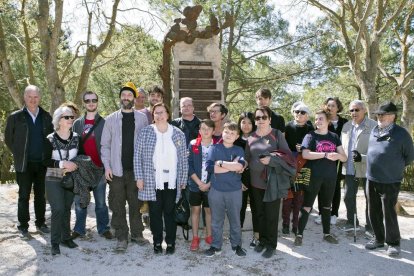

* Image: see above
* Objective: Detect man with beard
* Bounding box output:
[365,102,414,257]
[139,85,164,124]
[71,91,112,240]
[101,82,148,252]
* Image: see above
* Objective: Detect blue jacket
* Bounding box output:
[187,139,211,192]
[366,124,414,183]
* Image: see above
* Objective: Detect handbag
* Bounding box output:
[61,172,74,190]
[175,189,190,240]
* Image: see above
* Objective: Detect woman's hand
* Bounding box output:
[136,180,144,191]
[63,161,77,172]
[259,156,270,165]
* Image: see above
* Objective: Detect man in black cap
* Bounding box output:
[101,82,149,252]
[365,102,414,257]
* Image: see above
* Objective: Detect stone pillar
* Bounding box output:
[172,36,223,119]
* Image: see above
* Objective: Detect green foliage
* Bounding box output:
[86,25,162,116]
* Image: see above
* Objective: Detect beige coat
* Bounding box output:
[341,117,377,178]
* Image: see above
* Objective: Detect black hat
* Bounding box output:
[373,102,397,115]
[119,82,137,98]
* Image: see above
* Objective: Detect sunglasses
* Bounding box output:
[255,115,268,121]
[349,109,360,113]
[294,110,307,115]
[84,99,98,104]
[61,115,75,120]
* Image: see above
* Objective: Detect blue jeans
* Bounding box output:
[73,174,110,235]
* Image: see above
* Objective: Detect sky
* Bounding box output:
[64,0,323,50]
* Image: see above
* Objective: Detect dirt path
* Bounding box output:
[0,184,413,275]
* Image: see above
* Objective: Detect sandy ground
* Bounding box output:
[0,183,413,276]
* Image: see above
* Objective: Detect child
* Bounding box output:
[188,119,215,251]
[204,122,247,257]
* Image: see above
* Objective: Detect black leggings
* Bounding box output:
[298,176,336,236]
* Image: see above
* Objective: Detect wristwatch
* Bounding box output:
[219,160,223,167]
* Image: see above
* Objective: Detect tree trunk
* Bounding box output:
[161,40,174,110]
[222,22,234,105]
[0,18,23,108]
[75,48,96,106]
[401,90,414,134]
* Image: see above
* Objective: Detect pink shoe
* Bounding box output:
[205,235,213,245]
[190,236,200,251]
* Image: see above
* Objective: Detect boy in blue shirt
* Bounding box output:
[204,122,247,257]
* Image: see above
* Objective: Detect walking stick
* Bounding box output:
[353,213,357,242]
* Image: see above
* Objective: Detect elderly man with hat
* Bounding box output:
[101,82,149,252]
[365,102,414,257]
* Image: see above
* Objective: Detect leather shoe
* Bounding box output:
[101,230,113,240]
[71,231,82,240]
[36,224,50,234]
[154,244,162,254]
[51,243,60,255]
[166,245,175,255]
[61,239,78,249]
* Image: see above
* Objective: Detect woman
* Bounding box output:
[315,97,348,225]
[282,103,314,235]
[135,103,188,255]
[234,112,259,248]
[245,106,294,258]
[43,106,79,255]
[294,110,347,246]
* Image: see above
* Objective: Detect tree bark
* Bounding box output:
[0,17,23,108]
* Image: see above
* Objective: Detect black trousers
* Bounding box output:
[149,183,177,246]
[45,178,74,245]
[16,162,47,230]
[251,187,280,249]
[108,170,144,241]
[367,181,401,245]
[240,187,258,232]
[299,176,336,235]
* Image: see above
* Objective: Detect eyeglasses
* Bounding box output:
[255,115,268,121]
[209,110,221,114]
[294,110,307,115]
[61,116,75,120]
[84,99,98,104]
[349,109,360,113]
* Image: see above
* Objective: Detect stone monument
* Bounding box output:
[160,5,233,118]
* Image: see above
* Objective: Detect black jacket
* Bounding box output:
[72,112,105,157]
[5,106,53,172]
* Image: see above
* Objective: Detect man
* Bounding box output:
[71,91,112,240]
[171,97,201,146]
[255,87,285,133]
[340,100,376,233]
[134,88,147,110]
[207,103,228,144]
[101,82,148,252]
[5,85,53,238]
[365,102,414,257]
[140,85,164,124]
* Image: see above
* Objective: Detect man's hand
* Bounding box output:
[105,168,113,181]
[352,150,362,162]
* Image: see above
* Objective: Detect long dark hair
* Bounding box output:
[237,112,256,136]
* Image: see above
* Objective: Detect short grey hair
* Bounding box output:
[292,102,311,116]
[24,85,41,96]
[349,100,366,110]
[52,106,73,131]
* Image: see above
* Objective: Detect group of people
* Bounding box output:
[5,84,413,259]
